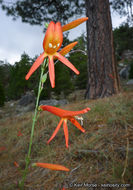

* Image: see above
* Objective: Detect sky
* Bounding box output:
[0,8,126,65]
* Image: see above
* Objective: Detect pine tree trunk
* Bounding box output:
[85,0,120,99]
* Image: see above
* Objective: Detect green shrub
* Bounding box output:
[0,82,5,107]
[129,62,133,79]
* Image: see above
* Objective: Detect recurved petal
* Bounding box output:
[25,52,46,80]
[39,105,90,118]
[59,41,78,56]
[43,21,55,52]
[62,17,88,32]
[68,117,85,133]
[33,163,69,171]
[63,120,69,148]
[48,56,55,88]
[47,118,64,144]
[55,52,79,75]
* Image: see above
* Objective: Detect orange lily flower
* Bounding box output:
[32,163,69,171]
[62,17,88,32]
[25,21,79,88]
[25,17,88,88]
[39,105,90,148]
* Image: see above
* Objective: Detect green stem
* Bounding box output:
[19,59,47,189]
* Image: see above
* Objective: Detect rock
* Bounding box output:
[119,63,125,67]
[18,91,35,106]
[122,50,133,60]
[16,103,35,114]
[10,103,14,107]
[58,99,68,105]
[126,79,133,85]
[119,65,130,79]
[16,92,35,114]
[39,99,59,106]
[39,99,68,106]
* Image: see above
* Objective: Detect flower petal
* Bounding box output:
[25,52,46,80]
[59,41,78,56]
[47,118,63,144]
[43,21,63,54]
[33,163,69,171]
[62,17,88,32]
[43,21,55,52]
[69,117,85,133]
[63,120,69,148]
[14,161,19,168]
[39,105,90,118]
[55,52,79,75]
[48,56,55,88]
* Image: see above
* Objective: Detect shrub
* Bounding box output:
[0,82,5,107]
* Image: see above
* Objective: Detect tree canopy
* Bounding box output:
[110,0,133,25]
[113,23,133,58]
[1,0,133,26]
[0,0,85,26]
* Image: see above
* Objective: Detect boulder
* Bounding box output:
[16,103,35,114]
[39,99,58,106]
[39,99,68,106]
[122,50,133,60]
[126,79,133,85]
[18,91,35,106]
[58,99,68,105]
[119,65,130,79]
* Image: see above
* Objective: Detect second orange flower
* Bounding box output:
[40,105,90,148]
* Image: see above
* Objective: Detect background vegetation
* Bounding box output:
[0,25,133,107]
[0,91,133,189]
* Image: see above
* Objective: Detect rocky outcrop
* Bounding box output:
[127,79,133,85]
[119,65,130,79]
[39,99,68,106]
[16,91,35,114]
[122,50,133,60]
[18,91,35,106]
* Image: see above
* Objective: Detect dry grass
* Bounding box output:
[0,91,133,190]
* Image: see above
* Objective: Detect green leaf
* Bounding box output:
[45,23,49,28]
[41,74,47,83]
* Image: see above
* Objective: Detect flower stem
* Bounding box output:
[19,59,47,190]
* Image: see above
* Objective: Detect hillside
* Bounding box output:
[0,90,133,190]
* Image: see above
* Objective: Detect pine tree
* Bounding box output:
[0,0,121,99]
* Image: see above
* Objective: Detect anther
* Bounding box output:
[49,43,53,48]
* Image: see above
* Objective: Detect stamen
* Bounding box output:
[75,116,84,126]
[49,43,53,48]
[53,45,56,48]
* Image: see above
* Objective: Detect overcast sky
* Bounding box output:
[0,8,126,65]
